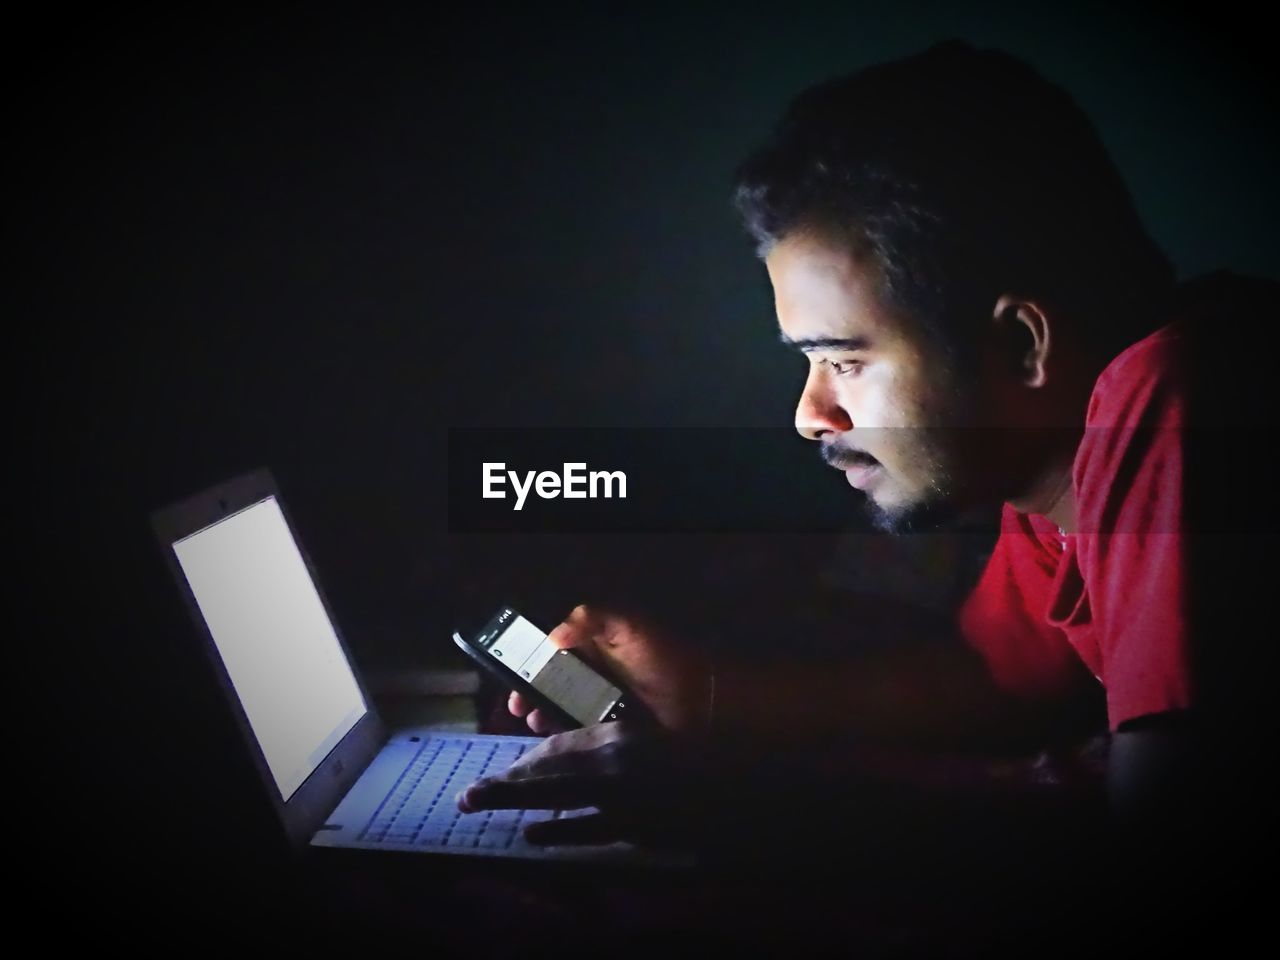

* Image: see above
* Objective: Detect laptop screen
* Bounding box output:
[172,496,368,801]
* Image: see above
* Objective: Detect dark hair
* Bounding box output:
[732,40,1177,365]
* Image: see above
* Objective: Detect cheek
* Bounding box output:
[838,370,900,430]
[852,374,942,488]
[841,369,916,458]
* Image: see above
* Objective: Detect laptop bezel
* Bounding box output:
[149,465,389,849]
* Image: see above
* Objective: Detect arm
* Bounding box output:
[458,711,1113,857]
[481,603,1113,852]
[711,636,1101,756]
[514,604,1102,756]
[1107,710,1206,826]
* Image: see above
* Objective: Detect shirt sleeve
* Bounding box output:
[1073,330,1195,731]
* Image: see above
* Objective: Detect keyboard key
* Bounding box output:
[482,827,518,846]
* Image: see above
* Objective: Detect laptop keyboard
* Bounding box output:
[359,737,562,850]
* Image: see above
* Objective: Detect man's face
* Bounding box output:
[766,231,977,532]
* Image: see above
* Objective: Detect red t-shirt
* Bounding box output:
[958,319,1194,733]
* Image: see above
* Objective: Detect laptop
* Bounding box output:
[149,466,660,864]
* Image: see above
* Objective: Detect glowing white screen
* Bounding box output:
[490,616,559,680]
[172,496,367,801]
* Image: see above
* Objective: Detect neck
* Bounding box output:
[1007,438,1078,532]
[1000,353,1103,532]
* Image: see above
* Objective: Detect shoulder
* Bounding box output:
[1086,321,1187,429]
[1087,270,1278,428]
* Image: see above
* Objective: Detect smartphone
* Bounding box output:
[452,605,630,730]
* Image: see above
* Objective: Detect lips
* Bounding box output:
[844,463,882,490]
[822,442,882,490]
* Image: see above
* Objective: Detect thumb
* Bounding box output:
[545,604,611,672]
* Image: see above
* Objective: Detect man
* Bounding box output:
[457,41,1270,874]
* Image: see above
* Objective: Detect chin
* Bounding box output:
[862,494,959,535]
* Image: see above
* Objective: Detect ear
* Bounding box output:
[992,294,1052,388]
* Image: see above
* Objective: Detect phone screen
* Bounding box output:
[476,609,623,726]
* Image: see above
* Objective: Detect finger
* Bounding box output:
[546,614,592,651]
[513,695,571,733]
[456,774,606,812]
[547,603,612,650]
[523,812,623,847]
[508,690,531,718]
[504,726,623,780]
[466,728,611,791]
[547,627,610,675]
[545,606,625,684]
[526,708,568,736]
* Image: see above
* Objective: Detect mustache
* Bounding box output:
[820,440,880,471]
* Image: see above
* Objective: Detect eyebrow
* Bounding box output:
[778,332,872,353]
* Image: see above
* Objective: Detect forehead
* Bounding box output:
[765,232,904,344]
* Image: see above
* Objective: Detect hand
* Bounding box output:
[510,604,712,735]
[457,721,718,850]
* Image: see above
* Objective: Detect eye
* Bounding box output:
[819,357,864,377]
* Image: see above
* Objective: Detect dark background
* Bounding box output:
[20,1,1277,945]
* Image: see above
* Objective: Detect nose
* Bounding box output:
[794,365,853,441]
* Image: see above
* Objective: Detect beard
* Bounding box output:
[860,491,963,534]
[822,428,966,535]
